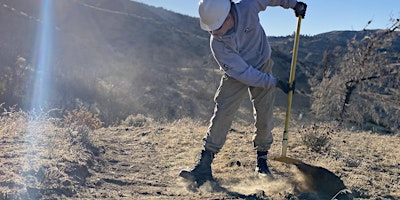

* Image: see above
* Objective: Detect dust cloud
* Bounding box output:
[224,176,292,195]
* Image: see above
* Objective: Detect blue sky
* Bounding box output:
[133,0,400,36]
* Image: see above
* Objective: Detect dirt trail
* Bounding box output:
[85,121,351,199]
[83,123,296,199]
[86,126,182,199]
[86,125,272,199]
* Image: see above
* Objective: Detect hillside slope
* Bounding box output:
[1,0,398,130]
[0,0,211,123]
[0,0,312,124]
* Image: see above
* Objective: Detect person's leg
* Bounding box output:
[249,59,276,176]
[203,74,248,153]
[250,85,275,152]
[180,74,247,184]
[250,59,275,152]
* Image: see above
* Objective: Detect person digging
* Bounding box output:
[180,0,306,186]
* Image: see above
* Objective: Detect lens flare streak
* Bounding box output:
[24,0,55,188]
[31,0,54,110]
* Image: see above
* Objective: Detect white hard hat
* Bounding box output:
[198,0,231,31]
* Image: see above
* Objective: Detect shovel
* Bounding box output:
[272,17,353,199]
[273,16,303,165]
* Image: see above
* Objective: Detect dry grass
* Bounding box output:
[0,107,399,199]
[0,106,98,199]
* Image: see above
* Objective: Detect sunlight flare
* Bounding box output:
[24,0,55,187]
[30,0,54,110]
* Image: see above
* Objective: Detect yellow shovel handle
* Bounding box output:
[281,16,302,157]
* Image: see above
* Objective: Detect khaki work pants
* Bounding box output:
[204,59,275,153]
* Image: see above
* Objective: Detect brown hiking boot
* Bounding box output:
[179,149,214,186]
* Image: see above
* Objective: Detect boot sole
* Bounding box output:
[179,170,196,181]
[179,170,214,187]
[255,168,274,179]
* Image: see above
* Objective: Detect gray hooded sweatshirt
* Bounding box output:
[210,0,297,89]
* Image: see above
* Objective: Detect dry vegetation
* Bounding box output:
[311,20,400,133]
[1,1,399,199]
[1,106,399,199]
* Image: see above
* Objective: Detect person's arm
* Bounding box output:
[267,0,307,18]
[211,45,277,89]
[246,0,297,14]
[266,0,297,8]
[212,48,294,93]
[247,0,306,18]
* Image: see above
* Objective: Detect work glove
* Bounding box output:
[293,1,307,18]
[276,79,295,94]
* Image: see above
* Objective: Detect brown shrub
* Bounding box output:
[63,107,103,130]
[299,123,336,153]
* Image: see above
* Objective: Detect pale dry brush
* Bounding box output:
[63,106,103,130]
[298,123,337,153]
[310,19,400,133]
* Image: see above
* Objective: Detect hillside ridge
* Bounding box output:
[0,0,398,128]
